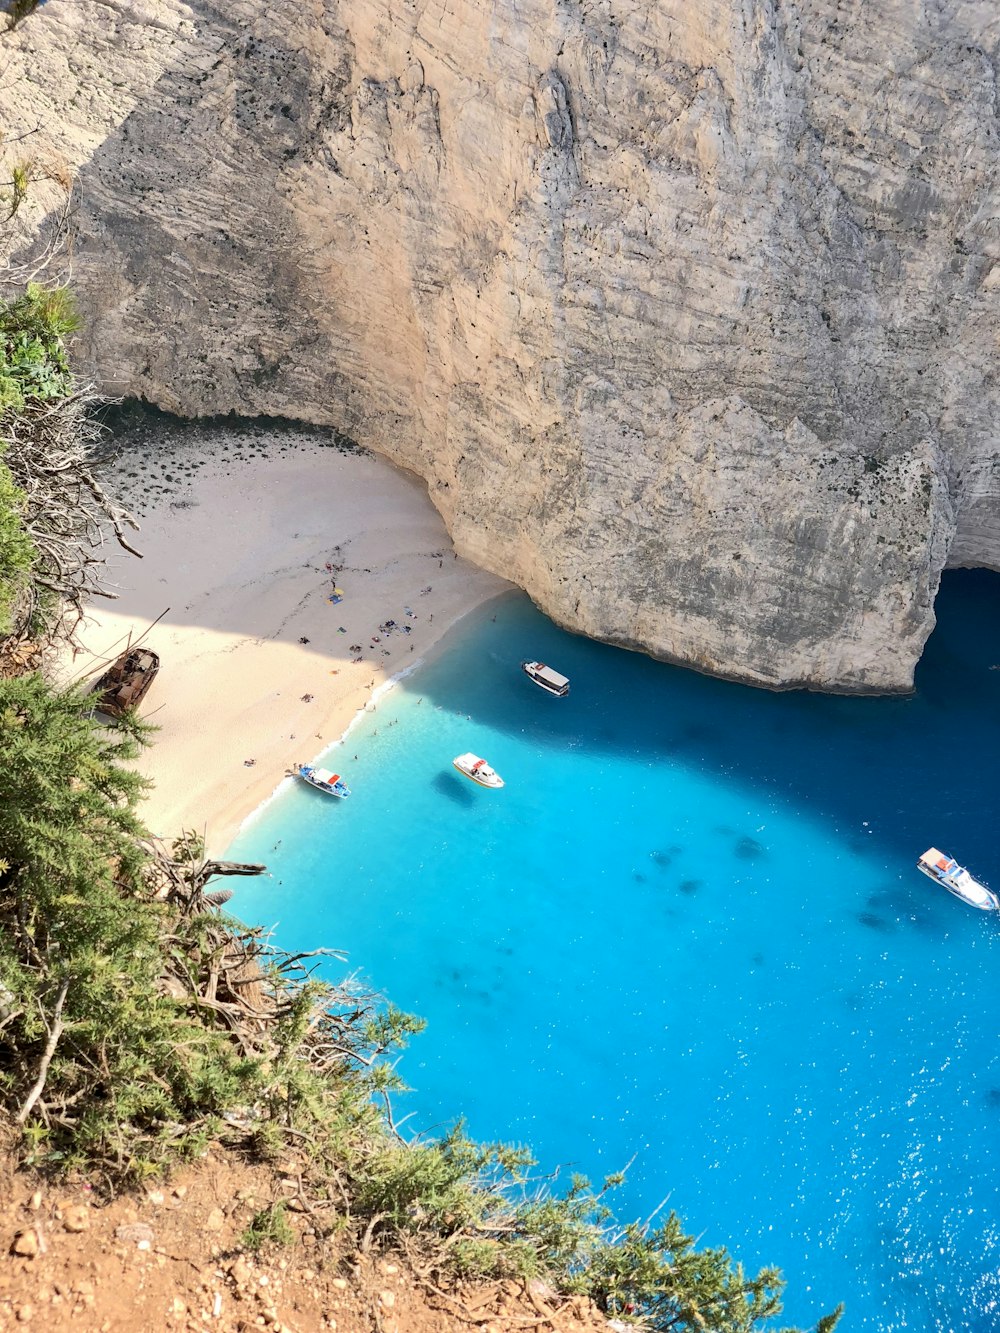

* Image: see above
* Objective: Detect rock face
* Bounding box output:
[4,0,998,690]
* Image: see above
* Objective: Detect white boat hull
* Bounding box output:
[453,753,504,789]
[917,862,998,911]
[295,765,351,799]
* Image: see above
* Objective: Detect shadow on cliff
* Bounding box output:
[392,567,1000,882]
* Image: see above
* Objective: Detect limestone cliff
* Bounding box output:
[3,0,998,690]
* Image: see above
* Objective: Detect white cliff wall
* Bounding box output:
[4,0,998,690]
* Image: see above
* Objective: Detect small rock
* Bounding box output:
[146,1189,166,1206]
[11,1230,38,1258]
[229,1257,253,1287]
[528,1279,556,1301]
[62,1205,90,1234]
[16,1303,33,1323]
[172,1185,188,1200]
[171,1297,186,1317]
[380,1262,399,1277]
[114,1222,155,1246]
[204,1207,226,1232]
[29,1192,42,1211]
[378,1290,396,1309]
[330,1278,348,1291]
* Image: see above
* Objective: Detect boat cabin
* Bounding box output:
[919,848,954,877]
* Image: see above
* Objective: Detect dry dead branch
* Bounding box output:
[1,382,142,653]
[16,975,69,1123]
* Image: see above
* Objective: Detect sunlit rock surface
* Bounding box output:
[4,0,998,690]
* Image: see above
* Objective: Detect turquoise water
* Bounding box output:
[229,570,1000,1331]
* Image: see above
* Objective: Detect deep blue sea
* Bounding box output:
[228,569,1000,1332]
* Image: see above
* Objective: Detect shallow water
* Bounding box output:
[229,570,1000,1331]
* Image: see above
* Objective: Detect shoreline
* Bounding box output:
[62,423,511,856]
[227,589,515,848]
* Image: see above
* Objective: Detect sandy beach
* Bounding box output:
[62,421,510,855]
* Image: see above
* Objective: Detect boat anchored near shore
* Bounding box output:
[521,660,570,697]
[453,752,505,789]
[917,847,998,911]
[294,764,351,799]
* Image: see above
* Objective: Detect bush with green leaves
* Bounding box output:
[0,449,34,634]
[0,675,250,1172]
[0,283,78,415]
[348,1123,841,1332]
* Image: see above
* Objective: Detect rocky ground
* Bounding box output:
[0,1136,616,1333]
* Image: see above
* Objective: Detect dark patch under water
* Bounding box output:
[735,836,767,860]
[857,911,895,933]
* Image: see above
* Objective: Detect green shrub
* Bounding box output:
[241,1202,294,1253]
[0,283,79,415]
[0,451,35,634]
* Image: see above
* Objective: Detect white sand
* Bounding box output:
[63,426,509,855]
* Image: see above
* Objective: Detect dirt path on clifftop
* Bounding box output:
[0,1140,615,1333]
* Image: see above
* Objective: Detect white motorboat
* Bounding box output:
[453,752,505,789]
[521,660,570,697]
[917,847,998,911]
[295,763,351,799]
